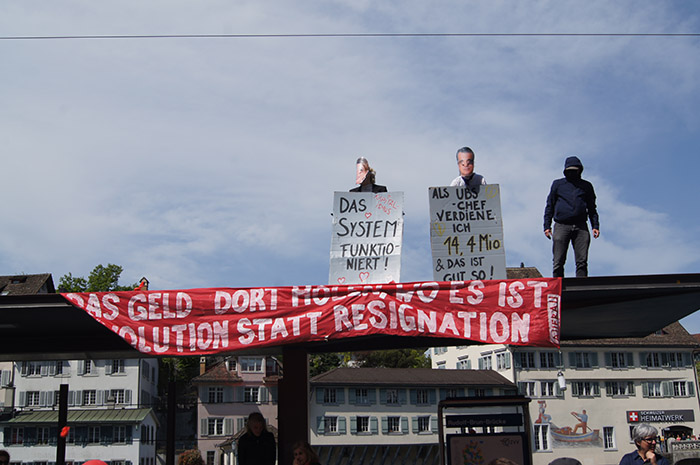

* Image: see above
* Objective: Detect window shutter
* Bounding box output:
[315,388,324,404]
[337,388,345,403]
[590,352,599,367]
[683,353,692,367]
[381,417,388,433]
[40,391,47,407]
[642,382,649,397]
[78,360,85,375]
[349,388,356,404]
[661,353,670,367]
[47,391,55,406]
[513,354,522,368]
[260,387,268,403]
[224,419,233,435]
[316,416,325,434]
[125,390,132,405]
[409,389,417,405]
[40,362,49,376]
[126,426,133,444]
[593,383,600,397]
[368,388,376,405]
[19,391,26,407]
[662,381,672,397]
[350,417,357,434]
[237,418,245,433]
[571,383,580,397]
[21,362,28,376]
[505,353,511,369]
[379,389,387,404]
[412,417,419,433]
[371,417,378,434]
[517,382,525,394]
[105,361,113,375]
[339,417,346,434]
[0,371,9,387]
[478,358,484,369]
[398,389,407,405]
[689,382,695,397]
[640,352,648,367]
[431,416,438,433]
[401,417,409,434]
[439,388,447,401]
[96,390,104,405]
[236,387,245,402]
[3,427,10,446]
[569,353,576,367]
[429,389,437,404]
[201,419,208,436]
[48,363,57,376]
[555,383,562,397]
[223,387,233,403]
[604,352,612,367]
[63,361,71,375]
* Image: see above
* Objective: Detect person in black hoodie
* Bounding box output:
[543,156,600,278]
[237,412,276,465]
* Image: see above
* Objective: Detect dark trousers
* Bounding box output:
[552,223,590,277]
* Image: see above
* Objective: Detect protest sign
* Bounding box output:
[329,191,403,285]
[429,185,507,281]
[62,278,562,355]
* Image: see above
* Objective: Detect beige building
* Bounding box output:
[431,322,700,465]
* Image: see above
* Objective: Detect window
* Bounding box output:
[540,381,559,398]
[386,389,399,405]
[22,361,41,376]
[26,391,40,406]
[206,451,215,465]
[114,425,127,443]
[673,381,693,397]
[323,388,337,404]
[55,361,66,375]
[478,355,492,370]
[83,360,94,374]
[111,359,126,374]
[240,357,263,373]
[571,381,600,397]
[436,361,446,369]
[244,387,260,403]
[606,381,634,397]
[418,416,431,433]
[388,416,401,433]
[111,389,127,404]
[457,357,471,370]
[357,416,370,433]
[645,353,662,368]
[83,390,97,405]
[355,388,369,404]
[571,352,596,368]
[325,416,338,434]
[208,387,224,403]
[434,347,447,355]
[644,382,663,397]
[668,352,686,368]
[445,388,459,398]
[604,426,616,450]
[608,352,630,369]
[208,418,224,435]
[87,426,100,444]
[496,353,511,370]
[518,382,536,397]
[37,427,50,445]
[416,389,429,405]
[540,352,560,368]
[473,388,486,397]
[533,424,549,451]
[516,352,535,369]
[10,427,24,445]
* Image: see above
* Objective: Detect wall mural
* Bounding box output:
[536,401,601,448]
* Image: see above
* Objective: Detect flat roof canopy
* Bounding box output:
[1,273,699,361]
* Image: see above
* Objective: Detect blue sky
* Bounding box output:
[2,1,700,330]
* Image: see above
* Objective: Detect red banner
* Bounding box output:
[62,278,561,355]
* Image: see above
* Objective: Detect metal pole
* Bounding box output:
[56,384,68,465]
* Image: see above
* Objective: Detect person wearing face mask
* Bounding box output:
[450,146,487,192]
[543,156,600,278]
[350,157,387,193]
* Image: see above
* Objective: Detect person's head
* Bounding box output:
[356,157,376,186]
[563,156,583,180]
[487,458,518,465]
[633,424,659,452]
[246,412,267,437]
[456,147,475,178]
[292,441,319,464]
[0,450,9,465]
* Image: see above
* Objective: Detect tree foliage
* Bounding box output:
[178,449,204,465]
[355,349,431,369]
[309,353,345,377]
[58,263,136,292]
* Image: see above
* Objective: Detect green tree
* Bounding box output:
[309,353,344,377]
[355,349,431,368]
[58,263,136,292]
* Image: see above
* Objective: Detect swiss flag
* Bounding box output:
[628,411,639,423]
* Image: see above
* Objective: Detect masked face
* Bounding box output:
[458,152,475,177]
[564,168,581,181]
[356,163,368,185]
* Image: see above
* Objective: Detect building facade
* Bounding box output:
[309,367,517,451]
[193,356,280,465]
[0,358,159,465]
[431,322,700,465]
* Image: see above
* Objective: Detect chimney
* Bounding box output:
[200,357,207,375]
